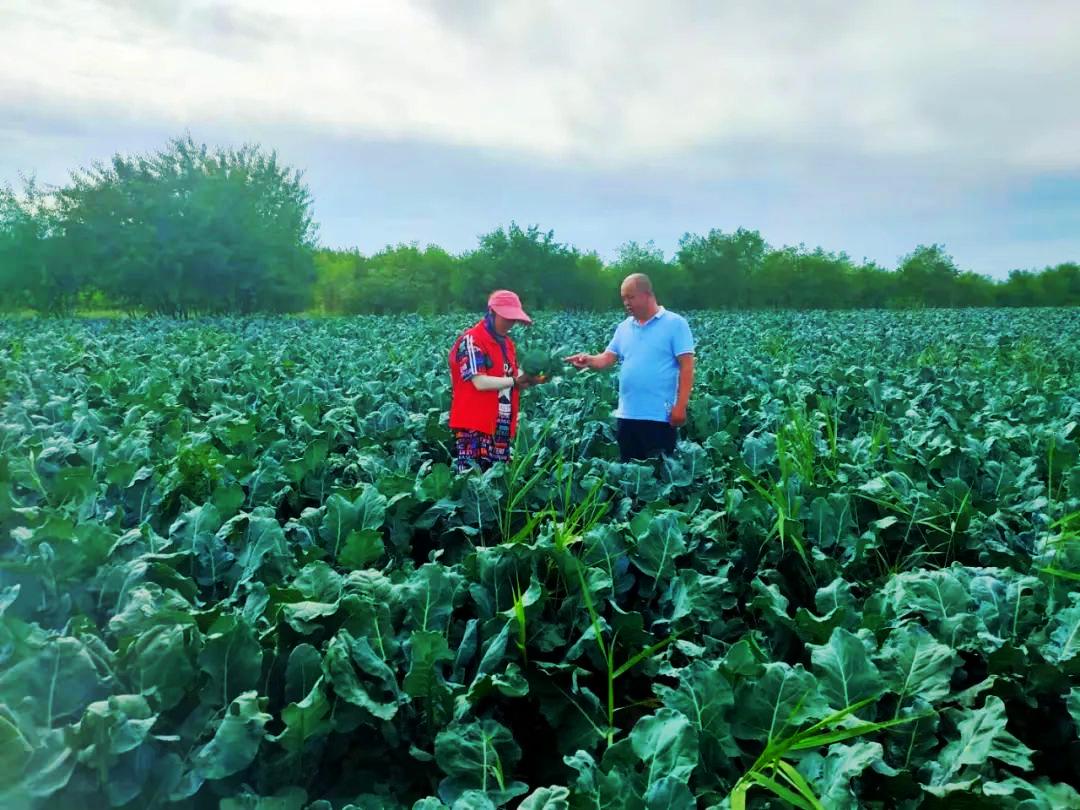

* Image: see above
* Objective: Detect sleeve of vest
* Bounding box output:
[457,334,491,381]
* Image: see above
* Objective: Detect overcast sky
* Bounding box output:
[3,0,1079,277]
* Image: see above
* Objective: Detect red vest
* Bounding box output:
[448,320,520,436]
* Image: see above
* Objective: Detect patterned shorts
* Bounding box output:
[453,428,511,472]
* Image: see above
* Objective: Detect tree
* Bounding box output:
[610,241,687,307]
[312,248,365,314]
[362,243,458,314]
[458,223,581,310]
[52,136,317,315]
[0,179,82,314]
[954,271,997,307]
[676,228,766,308]
[895,244,961,307]
[1036,262,1080,306]
[847,261,896,308]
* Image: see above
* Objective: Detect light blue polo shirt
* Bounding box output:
[605,307,695,422]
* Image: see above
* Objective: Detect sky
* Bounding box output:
[2,0,1079,278]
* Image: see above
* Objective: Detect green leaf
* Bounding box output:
[199,615,264,707]
[629,511,687,582]
[69,694,156,761]
[340,529,385,569]
[353,483,389,531]
[654,660,739,759]
[878,568,977,649]
[1041,595,1080,664]
[270,681,331,754]
[750,578,795,631]
[629,708,699,787]
[808,628,884,711]
[169,500,223,553]
[797,741,888,810]
[0,711,34,788]
[807,495,856,550]
[563,750,633,810]
[924,696,1035,796]
[404,630,455,722]
[1,726,75,801]
[233,509,293,587]
[812,630,881,712]
[401,563,464,633]
[121,622,199,710]
[192,691,271,780]
[731,663,828,742]
[1068,687,1080,738]
[742,433,776,474]
[0,637,108,725]
[291,561,343,602]
[284,643,324,704]
[281,599,340,635]
[643,776,696,810]
[319,493,358,560]
[323,631,401,720]
[662,569,733,624]
[108,583,196,637]
[518,785,570,810]
[341,589,400,661]
[320,487,387,563]
[982,775,1080,808]
[218,786,309,810]
[794,578,859,643]
[434,718,525,805]
[876,622,959,708]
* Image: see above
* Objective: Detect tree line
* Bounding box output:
[2,136,1078,315]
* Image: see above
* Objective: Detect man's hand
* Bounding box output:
[669,402,687,427]
[564,353,592,370]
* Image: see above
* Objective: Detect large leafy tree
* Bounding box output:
[896,244,962,307]
[459,223,582,310]
[53,136,317,315]
[0,179,82,314]
[610,240,687,307]
[362,244,458,314]
[676,227,766,308]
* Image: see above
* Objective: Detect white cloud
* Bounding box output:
[3,0,1079,174]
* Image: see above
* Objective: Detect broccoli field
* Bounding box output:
[2,308,1080,809]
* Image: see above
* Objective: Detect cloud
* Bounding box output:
[3,0,1079,172]
[1,0,1078,277]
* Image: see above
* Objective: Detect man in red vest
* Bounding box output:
[448,290,545,472]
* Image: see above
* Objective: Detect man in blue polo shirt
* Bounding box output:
[565,273,695,461]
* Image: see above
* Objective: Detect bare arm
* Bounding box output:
[470,374,514,392]
[565,350,618,370]
[676,354,694,407]
[470,372,544,391]
[669,353,695,426]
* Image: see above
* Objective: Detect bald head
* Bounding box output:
[621,273,653,296]
[620,273,659,321]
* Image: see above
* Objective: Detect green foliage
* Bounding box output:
[1,308,1079,807]
[5,136,1079,316]
[5,137,317,315]
[0,179,83,314]
[676,227,767,308]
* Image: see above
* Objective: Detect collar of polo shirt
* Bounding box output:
[633,306,666,327]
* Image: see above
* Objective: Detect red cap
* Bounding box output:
[487,290,533,324]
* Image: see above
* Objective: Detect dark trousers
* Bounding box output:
[616,418,677,462]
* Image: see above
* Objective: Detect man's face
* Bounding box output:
[620,281,651,320]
